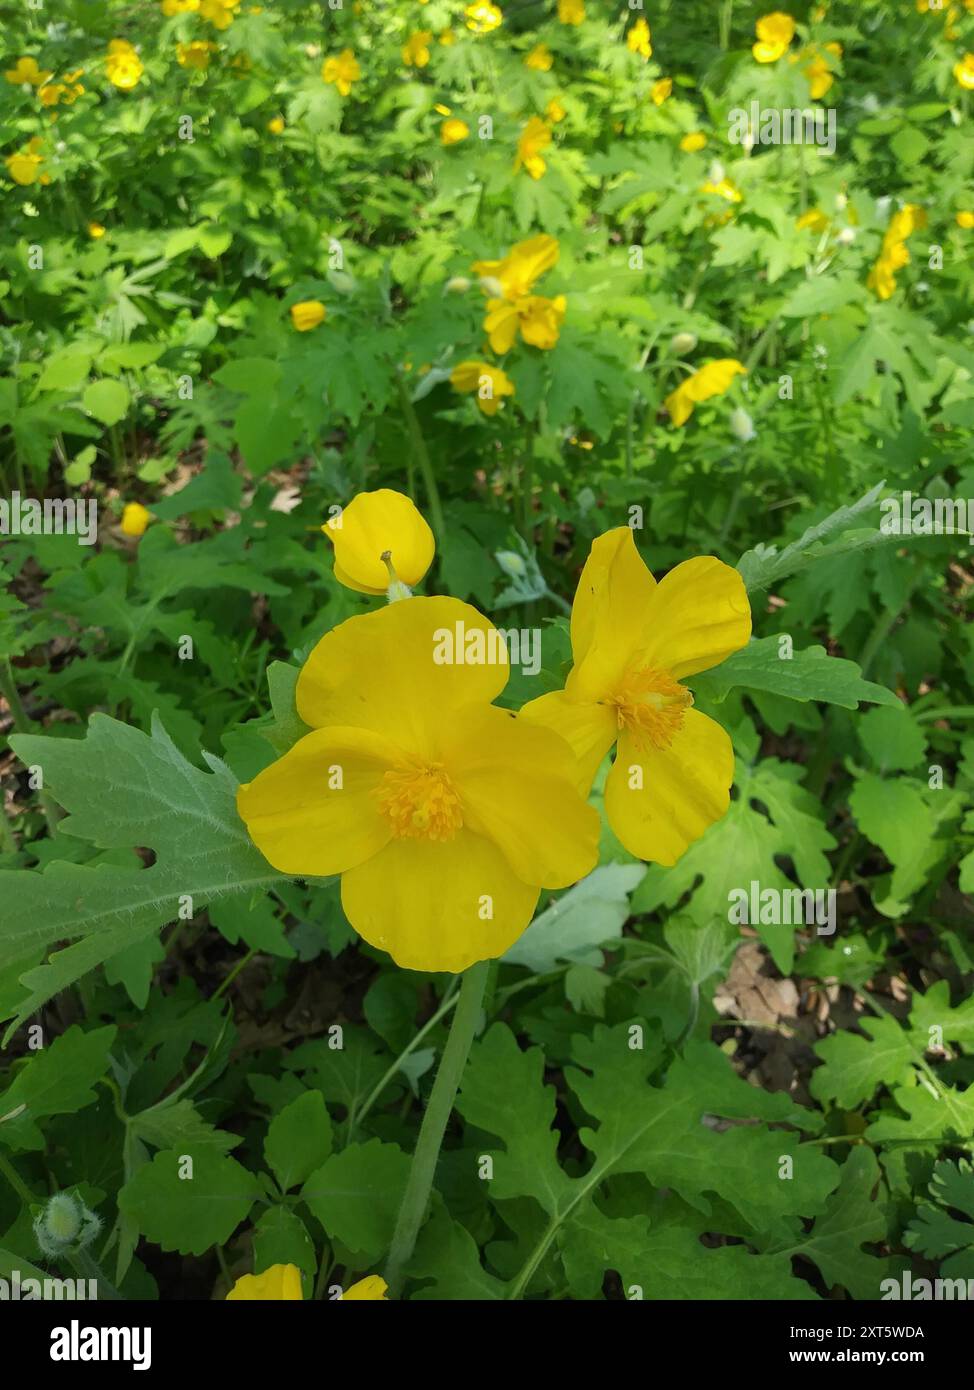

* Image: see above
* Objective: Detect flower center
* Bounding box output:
[376,762,463,841]
[609,666,693,751]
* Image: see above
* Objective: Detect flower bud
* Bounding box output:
[729,406,756,442]
[496,550,527,578]
[33,1192,101,1258]
[669,331,698,356]
[444,276,471,294]
[478,275,504,299]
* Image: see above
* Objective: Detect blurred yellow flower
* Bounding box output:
[439,29,456,45]
[626,19,652,59]
[954,54,974,89]
[199,0,240,28]
[701,177,742,203]
[291,300,327,331]
[752,12,795,63]
[441,116,470,145]
[267,115,285,133]
[484,293,567,353]
[522,528,751,865]
[680,131,707,152]
[525,43,553,71]
[473,234,559,300]
[121,502,152,538]
[796,207,829,232]
[322,489,435,595]
[341,1277,388,1301]
[464,2,503,34]
[227,1265,302,1300]
[558,0,584,24]
[545,97,566,123]
[5,137,45,185]
[867,203,927,299]
[403,31,433,67]
[161,0,200,12]
[450,360,515,415]
[651,77,673,105]
[322,48,361,95]
[105,40,144,90]
[514,115,551,179]
[957,210,974,229]
[177,40,217,70]
[88,221,106,238]
[665,359,747,427]
[5,57,53,86]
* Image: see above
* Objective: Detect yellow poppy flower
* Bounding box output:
[483,294,566,353]
[701,177,742,203]
[199,0,240,28]
[522,528,751,865]
[796,208,829,232]
[680,131,707,152]
[626,19,652,59]
[161,0,200,13]
[322,489,435,596]
[514,115,551,179]
[753,12,796,64]
[177,40,217,70]
[545,97,566,123]
[664,359,747,428]
[441,117,470,145]
[402,31,433,68]
[525,43,553,71]
[267,115,285,134]
[558,0,584,24]
[341,1276,389,1300]
[5,56,53,86]
[472,234,559,301]
[237,597,599,972]
[227,1264,303,1300]
[105,40,143,91]
[803,54,833,98]
[651,77,672,106]
[867,204,926,299]
[957,211,974,229]
[88,221,106,238]
[5,138,45,186]
[290,299,327,332]
[322,48,361,95]
[450,360,515,415]
[121,502,151,538]
[954,54,974,89]
[464,2,503,34]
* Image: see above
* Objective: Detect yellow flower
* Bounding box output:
[322,48,361,96]
[664,359,747,428]
[464,2,503,34]
[450,360,515,415]
[161,0,200,13]
[267,115,285,134]
[680,131,707,152]
[954,54,974,89]
[514,115,551,179]
[558,0,584,24]
[483,294,566,353]
[651,77,672,106]
[796,207,829,232]
[321,489,435,596]
[5,56,53,86]
[341,1276,388,1301]
[439,29,456,46]
[957,210,974,229]
[88,221,106,238]
[177,40,217,70]
[105,40,144,91]
[521,528,750,865]
[803,53,833,98]
[701,177,742,203]
[545,97,566,123]
[227,1265,302,1300]
[440,117,470,145]
[525,43,553,71]
[752,11,795,63]
[5,137,45,186]
[867,204,926,300]
[290,300,327,332]
[472,234,559,301]
[39,82,65,107]
[199,0,241,28]
[626,19,652,59]
[402,31,433,68]
[237,597,599,972]
[121,502,151,538]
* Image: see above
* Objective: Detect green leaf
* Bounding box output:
[264,1091,333,1193]
[117,1148,260,1256]
[0,1025,116,1151]
[301,1139,410,1264]
[691,638,899,710]
[252,1205,317,1292]
[857,705,926,772]
[502,864,646,973]
[811,1014,915,1109]
[82,379,131,427]
[736,483,891,592]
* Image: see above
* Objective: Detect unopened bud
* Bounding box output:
[729,407,756,442]
[669,332,698,356]
[444,276,471,294]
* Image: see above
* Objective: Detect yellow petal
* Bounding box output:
[568,527,658,700]
[341,830,539,972]
[323,489,434,593]
[638,555,752,679]
[341,1275,388,1300]
[442,705,600,887]
[226,1264,303,1300]
[604,710,734,864]
[296,597,509,756]
[483,300,520,354]
[519,689,616,794]
[236,726,397,876]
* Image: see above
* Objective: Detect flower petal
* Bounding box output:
[341,830,539,972]
[237,726,396,876]
[569,527,658,699]
[638,555,752,679]
[442,705,601,887]
[519,688,617,794]
[296,597,509,756]
[604,709,734,865]
[324,489,434,593]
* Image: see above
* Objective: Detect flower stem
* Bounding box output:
[383,959,489,1296]
[397,375,445,541]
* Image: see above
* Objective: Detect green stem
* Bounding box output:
[350,982,461,1139]
[384,959,489,1296]
[0,1148,35,1205]
[398,376,445,540]
[67,1248,124,1302]
[212,948,256,1001]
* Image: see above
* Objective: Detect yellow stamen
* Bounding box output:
[609,666,692,751]
[376,762,463,841]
